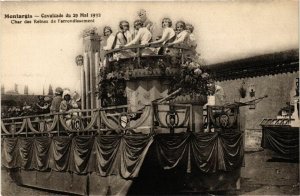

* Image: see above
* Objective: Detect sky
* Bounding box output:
[0,1,298,95]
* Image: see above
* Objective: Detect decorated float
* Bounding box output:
[1,28,244,195]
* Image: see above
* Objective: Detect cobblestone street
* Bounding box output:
[238,150,299,195]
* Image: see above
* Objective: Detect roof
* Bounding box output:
[206,49,299,81]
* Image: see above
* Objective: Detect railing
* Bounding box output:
[206,105,240,132]
[1,102,196,137]
[1,104,241,137]
[260,118,292,127]
[1,109,100,137]
[152,102,192,134]
[104,44,194,68]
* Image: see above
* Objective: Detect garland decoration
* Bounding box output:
[169,55,211,96]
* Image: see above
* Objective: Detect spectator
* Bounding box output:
[60,90,80,128]
[35,96,50,114]
[43,97,51,112]
[103,26,115,51]
[72,91,81,109]
[207,79,226,105]
[21,102,33,116]
[50,87,63,113]
[59,90,78,113]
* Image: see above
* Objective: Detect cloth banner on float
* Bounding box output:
[2,132,243,174]
[261,127,299,159]
[2,132,243,194]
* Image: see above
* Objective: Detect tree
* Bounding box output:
[48,85,53,95]
[1,85,4,94]
[24,85,29,95]
[14,84,18,94]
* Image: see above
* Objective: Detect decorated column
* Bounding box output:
[82,29,101,110]
[83,52,90,110]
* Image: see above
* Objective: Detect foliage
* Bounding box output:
[48,85,53,95]
[98,67,127,107]
[81,27,97,38]
[98,51,212,106]
[169,56,210,96]
[24,85,29,95]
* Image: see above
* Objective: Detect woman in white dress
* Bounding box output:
[186,23,197,49]
[167,21,189,47]
[149,18,175,45]
[103,26,115,51]
[112,20,135,60]
[167,21,196,60]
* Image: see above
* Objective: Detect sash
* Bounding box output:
[112,31,126,49]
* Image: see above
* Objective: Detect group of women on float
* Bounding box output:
[102,9,197,54]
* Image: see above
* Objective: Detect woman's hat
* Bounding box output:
[55,87,63,95]
[62,90,71,98]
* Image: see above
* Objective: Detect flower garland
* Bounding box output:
[98,53,212,106]
[98,67,127,107]
[169,56,210,96]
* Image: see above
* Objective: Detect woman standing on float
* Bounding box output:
[167,20,189,47]
[148,18,175,45]
[148,18,175,54]
[102,26,115,51]
[112,20,134,59]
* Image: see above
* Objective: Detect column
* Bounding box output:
[84,52,90,110]
[95,52,100,108]
[81,65,86,110]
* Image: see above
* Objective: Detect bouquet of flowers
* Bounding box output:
[169,57,210,96]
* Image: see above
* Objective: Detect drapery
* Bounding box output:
[155,132,243,173]
[2,132,243,177]
[2,134,153,178]
[261,127,299,159]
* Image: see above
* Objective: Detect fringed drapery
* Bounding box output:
[261,127,299,159]
[2,132,243,177]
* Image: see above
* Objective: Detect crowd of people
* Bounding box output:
[102,9,197,54]
[2,87,81,118]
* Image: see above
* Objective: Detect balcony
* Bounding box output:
[103,44,196,79]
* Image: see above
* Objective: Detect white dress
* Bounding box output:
[126,27,152,46]
[103,34,115,51]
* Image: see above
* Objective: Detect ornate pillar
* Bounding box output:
[83,31,101,109]
[89,51,95,109]
[83,52,90,110]
[95,52,100,108]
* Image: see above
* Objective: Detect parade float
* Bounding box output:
[1,28,244,195]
